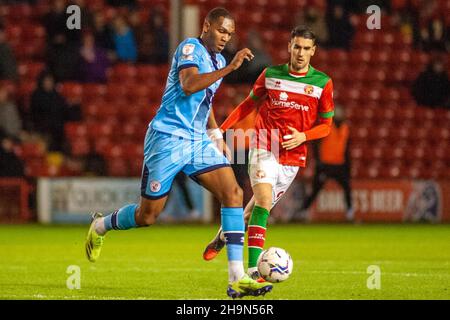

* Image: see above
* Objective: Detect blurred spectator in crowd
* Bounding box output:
[129,10,152,63]
[0,135,24,177]
[92,11,116,60]
[44,0,80,46]
[298,105,353,221]
[84,152,107,176]
[245,29,272,83]
[44,0,81,81]
[78,31,110,83]
[419,16,448,52]
[326,2,354,50]
[30,71,69,151]
[46,34,80,82]
[412,57,449,108]
[392,1,420,48]
[346,0,391,13]
[112,15,137,63]
[0,22,18,81]
[222,36,249,84]
[148,8,169,64]
[44,0,68,45]
[107,0,136,9]
[294,7,328,46]
[0,86,22,141]
[72,0,94,31]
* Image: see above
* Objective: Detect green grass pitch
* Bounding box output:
[0,224,449,300]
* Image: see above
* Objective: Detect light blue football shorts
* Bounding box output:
[140,127,230,199]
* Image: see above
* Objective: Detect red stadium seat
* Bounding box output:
[327,49,349,66]
[411,51,430,67]
[12,40,46,60]
[86,121,116,139]
[107,159,129,176]
[16,142,45,159]
[65,122,88,140]
[249,10,264,24]
[5,24,22,41]
[18,62,45,82]
[93,137,113,156]
[136,65,161,83]
[430,127,450,141]
[105,84,130,102]
[370,51,390,65]
[109,64,137,83]
[353,32,375,49]
[367,162,382,179]
[364,69,387,84]
[59,82,83,101]
[128,160,143,177]
[430,160,447,179]
[82,84,106,104]
[70,139,91,156]
[21,24,46,41]
[5,4,34,21]
[121,142,144,160]
[350,49,371,65]
[24,159,49,177]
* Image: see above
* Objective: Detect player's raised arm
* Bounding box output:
[179,48,254,96]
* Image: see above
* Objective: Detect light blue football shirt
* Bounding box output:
[150,37,227,139]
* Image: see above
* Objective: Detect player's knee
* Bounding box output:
[255,198,272,211]
[222,185,243,207]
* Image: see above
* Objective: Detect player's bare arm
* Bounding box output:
[208,109,231,160]
[282,117,333,150]
[179,48,254,96]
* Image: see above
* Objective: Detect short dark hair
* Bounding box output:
[290,25,316,44]
[205,7,234,23]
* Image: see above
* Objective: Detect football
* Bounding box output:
[257,247,294,283]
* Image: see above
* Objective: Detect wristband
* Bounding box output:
[208,128,223,140]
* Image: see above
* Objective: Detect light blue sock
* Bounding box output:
[221,207,245,262]
[104,204,138,231]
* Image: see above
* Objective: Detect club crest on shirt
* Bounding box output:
[255,169,266,179]
[304,85,314,95]
[182,44,195,55]
[150,180,161,192]
[279,92,289,101]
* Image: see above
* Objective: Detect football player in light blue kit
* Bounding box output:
[85,7,273,298]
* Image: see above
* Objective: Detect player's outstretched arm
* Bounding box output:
[220,95,258,131]
[179,48,254,96]
[220,68,267,131]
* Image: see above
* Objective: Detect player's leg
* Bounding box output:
[203,196,255,261]
[193,166,272,297]
[194,166,245,282]
[246,182,272,278]
[247,159,299,278]
[85,129,182,262]
[244,148,278,277]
